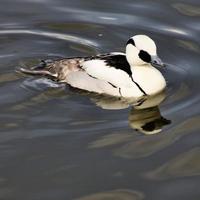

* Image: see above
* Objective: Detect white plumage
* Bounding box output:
[19,35,166,99]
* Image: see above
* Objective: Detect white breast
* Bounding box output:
[131,66,166,95]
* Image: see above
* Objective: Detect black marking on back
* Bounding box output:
[126,38,135,46]
[101,54,132,76]
[139,50,151,63]
[91,54,147,96]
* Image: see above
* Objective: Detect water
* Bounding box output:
[0,0,200,199]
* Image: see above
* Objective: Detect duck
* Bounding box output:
[19,35,166,99]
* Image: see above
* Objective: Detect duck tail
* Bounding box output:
[18,67,54,76]
[17,60,57,79]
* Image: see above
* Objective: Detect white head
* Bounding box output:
[126,35,164,67]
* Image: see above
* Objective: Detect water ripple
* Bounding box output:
[0,29,98,47]
[0,0,200,199]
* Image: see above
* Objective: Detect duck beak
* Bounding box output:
[151,55,165,68]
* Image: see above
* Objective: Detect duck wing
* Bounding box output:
[80,53,134,88]
[18,53,133,86]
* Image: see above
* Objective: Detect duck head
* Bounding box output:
[126,35,165,67]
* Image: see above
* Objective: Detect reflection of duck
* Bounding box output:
[129,106,171,135]
[129,92,171,134]
[19,35,166,98]
[91,90,171,134]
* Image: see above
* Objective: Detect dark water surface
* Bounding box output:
[0,0,200,199]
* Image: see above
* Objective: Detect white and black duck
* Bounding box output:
[19,35,166,98]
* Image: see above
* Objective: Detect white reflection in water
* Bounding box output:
[99,16,117,21]
[22,78,65,90]
[19,75,170,135]
[0,29,98,47]
[160,26,190,36]
[90,90,170,135]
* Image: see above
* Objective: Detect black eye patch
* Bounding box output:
[126,38,136,46]
[139,50,151,63]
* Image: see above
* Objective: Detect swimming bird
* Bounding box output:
[19,35,166,99]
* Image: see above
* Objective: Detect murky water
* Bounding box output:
[0,0,200,199]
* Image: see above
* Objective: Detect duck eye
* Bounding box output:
[138,50,151,63]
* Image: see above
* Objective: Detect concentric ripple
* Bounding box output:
[0,0,200,200]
